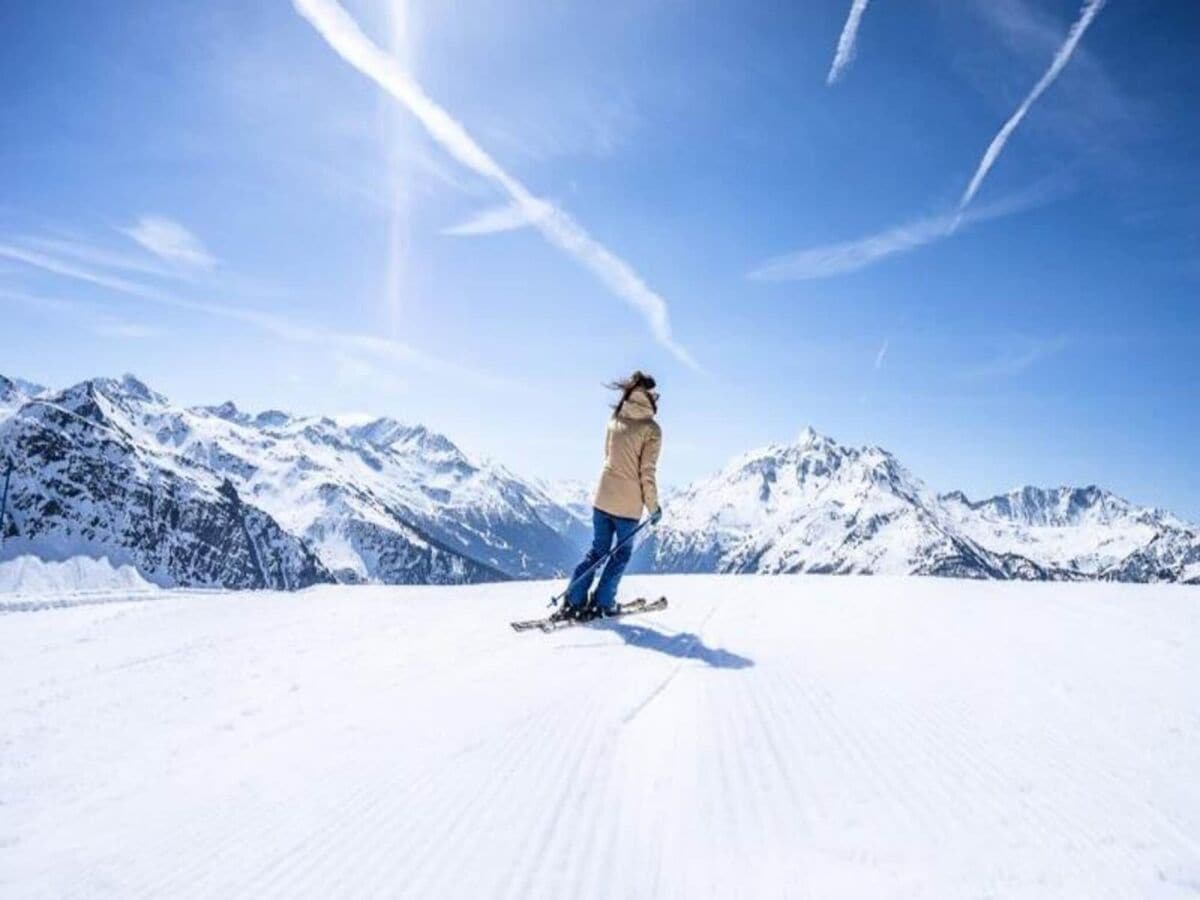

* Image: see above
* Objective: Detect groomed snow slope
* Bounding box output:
[3,576,1198,898]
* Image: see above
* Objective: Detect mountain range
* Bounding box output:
[632,427,1200,584]
[1,374,1196,588]
[0,373,586,589]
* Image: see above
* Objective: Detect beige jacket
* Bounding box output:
[593,388,662,520]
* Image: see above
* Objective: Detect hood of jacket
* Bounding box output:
[618,388,657,421]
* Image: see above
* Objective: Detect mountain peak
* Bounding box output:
[346,418,465,460]
[347,417,417,449]
[206,400,246,423]
[85,373,166,408]
[117,373,156,402]
[793,427,853,460]
[0,374,47,400]
[797,425,822,447]
[254,409,292,429]
[965,484,1134,527]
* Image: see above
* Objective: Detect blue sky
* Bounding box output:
[1,0,1198,516]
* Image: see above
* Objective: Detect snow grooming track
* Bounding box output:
[2,575,1200,898]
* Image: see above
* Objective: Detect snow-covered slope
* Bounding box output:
[0,554,157,596]
[531,476,593,539]
[638,428,1200,583]
[3,576,1198,897]
[0,373,585,588]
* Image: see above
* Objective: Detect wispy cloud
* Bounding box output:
[333,352,407,393]
[89,321,165,340]
[292,0,696,370]
[827,0,873,85]
[1,242,156,295]
[874,338,889,370]
[479,87,639,164]
[748,187,1048,281]
[16,232,286,302]
[966,335,1070,378]
[0,242,509,389]
[25,235,183,281]
[960,0,1106,209]
[122,215,217,268]
[1,288,164,341]
[442,200,551,237]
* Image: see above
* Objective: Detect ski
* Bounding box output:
[510,598,652,633]
[538,596,668,633]
[510,596,668,633]
[510,597,649,633]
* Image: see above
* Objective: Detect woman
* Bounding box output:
[559,370,663,620]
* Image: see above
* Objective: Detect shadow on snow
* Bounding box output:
[594,620,755,670]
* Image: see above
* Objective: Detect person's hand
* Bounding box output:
[649,506,663,525]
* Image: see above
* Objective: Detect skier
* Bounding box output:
[556,370,663,621]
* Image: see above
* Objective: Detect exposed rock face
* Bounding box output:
[0,382,329,589]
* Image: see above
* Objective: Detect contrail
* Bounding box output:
[293,0,697,370]
[827,0,873,85]
[748,186,1049,281]
[960,0,1105,209]
[442,201,548,237]
[382,0,412,337]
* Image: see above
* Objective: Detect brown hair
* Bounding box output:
[608,370,658,417]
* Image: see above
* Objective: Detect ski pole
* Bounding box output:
[549,516,655,607]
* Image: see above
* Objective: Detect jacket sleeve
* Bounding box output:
[639,424,662,514]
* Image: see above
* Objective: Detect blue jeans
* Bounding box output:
[565,507,639,611]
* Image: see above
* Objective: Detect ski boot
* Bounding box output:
[573,595,609,622]
[561,595,604,622]
[550,599,588,623]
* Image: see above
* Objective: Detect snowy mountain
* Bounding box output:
[0,373,585,588]
[531,477,593,536]
[635,427,1200,584]
[0,378,331,590]
[941,485,1200,582]
[0,374,45,420]
[3,375,1196,589]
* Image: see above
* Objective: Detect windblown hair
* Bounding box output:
[608,370,657,417]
